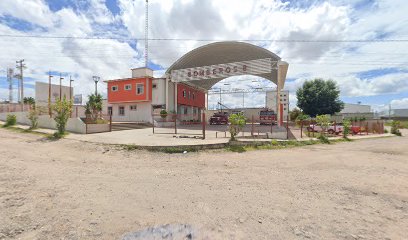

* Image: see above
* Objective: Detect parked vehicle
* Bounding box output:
[259,109,276,125]
[307,124,344,135]
[209,112,229,125]
[351,126,361,135]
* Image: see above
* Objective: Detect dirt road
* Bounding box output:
[0,128,407,239]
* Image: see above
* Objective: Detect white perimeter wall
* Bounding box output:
[0,112,86,133]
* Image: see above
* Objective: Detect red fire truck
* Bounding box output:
[259,109,277,125]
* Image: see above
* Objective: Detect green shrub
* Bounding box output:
[4,114,17,127]
[228,113,246,141]
[53,96,73,136]
[343,119,351,138]
[271,139,279,145]
[27,109,39,129]
[160,109,168,118]
[316,114,331,135]
[318,134,330,144]
[384,129,389,133]
[391,121,402,136]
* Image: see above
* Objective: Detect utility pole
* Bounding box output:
[16,59,26,103]
[93,76,100,95]
[69,76,74,101]
[389,104,391,119]
[48,72,53,116]
[7,68,14,103]
[59,74,64,101]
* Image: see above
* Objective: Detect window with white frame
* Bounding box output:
[111,85,118,91]
[124,84,132,90]
[183,90,186,98]
[119,106,125,115]
[136,84,144,95]
[183,107,188,114]
[130,105,137,111]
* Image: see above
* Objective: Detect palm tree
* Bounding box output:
[85,93,103,122]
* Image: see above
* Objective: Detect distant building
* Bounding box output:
[336,103,374,120]
[266,90,289,120]
[341,103,371,114]
[35,82,73,107]
[391,109,408,118]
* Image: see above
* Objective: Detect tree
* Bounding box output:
[23,97,35,107]
[85,93,103,122]
[296,79,344,117]
[289,108,302,121]
[53,96,73,137]
[228,113,246,141]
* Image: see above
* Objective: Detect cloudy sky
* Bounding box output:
[0,0,407,112]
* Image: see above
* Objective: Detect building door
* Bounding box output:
[108,107,112,115]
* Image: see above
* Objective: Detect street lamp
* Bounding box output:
[69,76,74,101]
[93,76,100,95]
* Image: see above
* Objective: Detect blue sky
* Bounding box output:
[0,0,407,112]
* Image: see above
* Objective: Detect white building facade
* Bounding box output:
[266,90,289,120]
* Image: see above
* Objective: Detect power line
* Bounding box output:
[0,34,407,43]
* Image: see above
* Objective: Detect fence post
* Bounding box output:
[312,122,315,138]
[359,121,362,135]
[300,121,303,138]
[174,114,177,134]
[366,122,369,135]
[86,123,88,134]
[270,114,273,134]
[334,121,337,134]
[109,113,112,132]
[251,115,254,137]
[202,112,205,140]
[152,114,155,134]
[286,115,289,139]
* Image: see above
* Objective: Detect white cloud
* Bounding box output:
[0,0,407,110]
[390,98,408,109]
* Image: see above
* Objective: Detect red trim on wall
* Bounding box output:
[107,77,152,103]
[177,83,205,108]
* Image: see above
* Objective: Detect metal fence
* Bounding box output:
[298,119,385,138]
[152,113,206,139]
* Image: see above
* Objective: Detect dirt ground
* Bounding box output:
[0,128,407,240]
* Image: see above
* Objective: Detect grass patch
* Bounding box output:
[227,145,247,153]
[225,138,353,153]
[0,124,53,138]
[120,144,199,154]
[46,131,69,140]
[385,120,408,129]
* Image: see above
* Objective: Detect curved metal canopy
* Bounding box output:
[165,41,285,90]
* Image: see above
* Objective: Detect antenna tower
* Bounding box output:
[145,0,149,68]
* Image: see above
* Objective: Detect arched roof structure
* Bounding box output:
[165,41,288,90]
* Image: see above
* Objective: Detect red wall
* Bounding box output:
[107,78,152,103]
[177,84,205,108]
